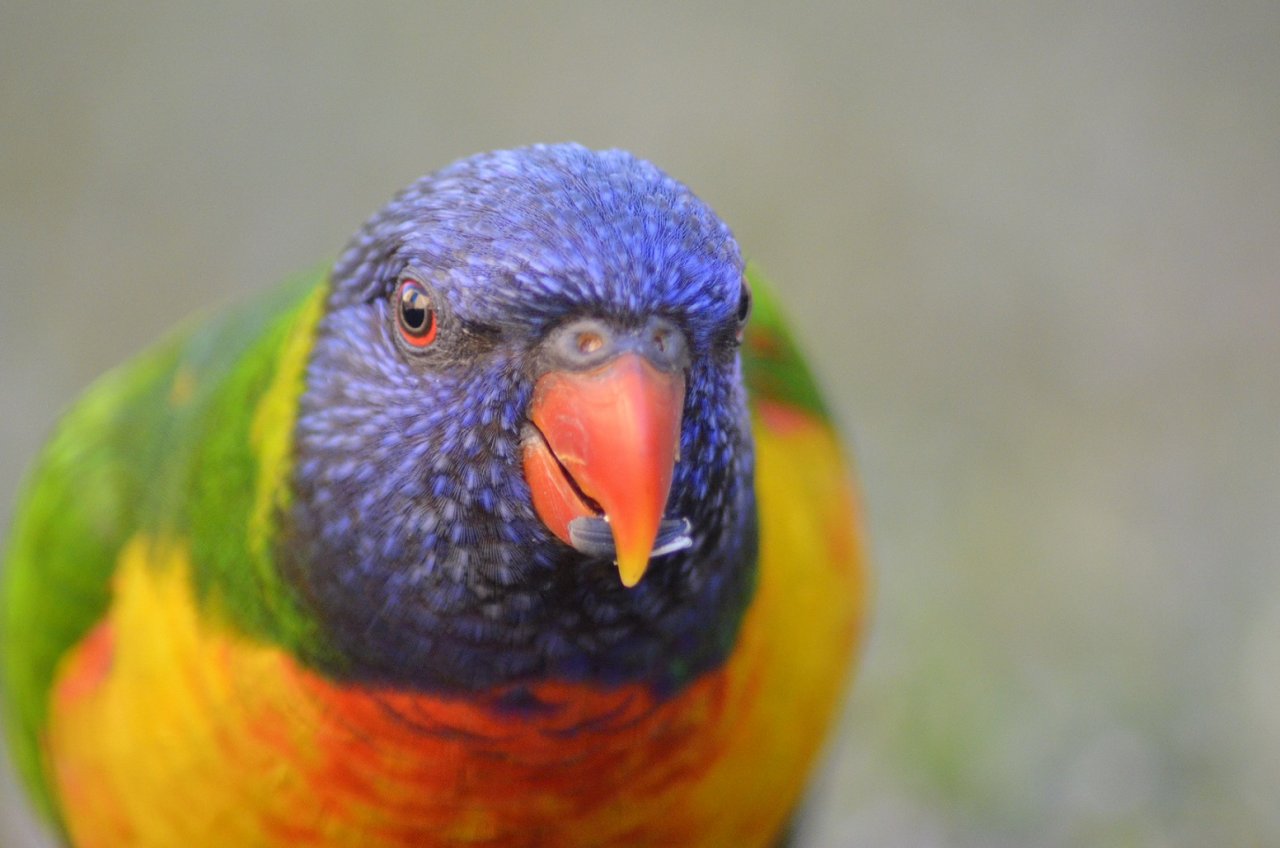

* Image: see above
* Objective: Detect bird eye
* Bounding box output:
[735,279,752,336]
[396,276,437,348]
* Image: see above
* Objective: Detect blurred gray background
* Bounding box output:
[2,3,1277,846]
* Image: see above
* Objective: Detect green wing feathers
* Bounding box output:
[2,339,185,823]
[1,267,328,823]
[741,263,829,419]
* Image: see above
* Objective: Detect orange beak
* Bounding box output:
[523,353,685,587]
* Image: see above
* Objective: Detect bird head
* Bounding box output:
[286,145,757,691]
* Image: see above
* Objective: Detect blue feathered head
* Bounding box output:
[286,145,758,693]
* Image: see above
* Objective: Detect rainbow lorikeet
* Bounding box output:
[2,144,867,847]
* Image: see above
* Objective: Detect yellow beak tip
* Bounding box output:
[615,552,651,588]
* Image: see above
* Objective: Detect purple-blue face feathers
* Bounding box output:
[284,144,758,694]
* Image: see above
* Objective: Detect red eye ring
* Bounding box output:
[396,277,437,348]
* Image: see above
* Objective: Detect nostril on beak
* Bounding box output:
[642,318,688,371]
[577,331,605,356]
[550,318,618,370]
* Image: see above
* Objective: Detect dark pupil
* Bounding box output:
[400,286,430,332]
[737,285,752,324]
